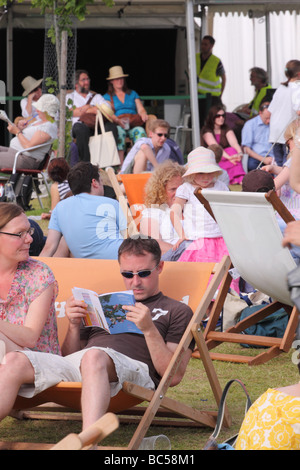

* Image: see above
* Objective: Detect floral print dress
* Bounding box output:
[0,258,60,355]
[236,388,300,450]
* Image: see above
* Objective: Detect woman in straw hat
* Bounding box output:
[170,146,239,291]
[103,65,148,163]
[0,94,59,170]
[20,75,43,119]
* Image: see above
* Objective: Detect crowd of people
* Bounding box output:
[2,41,300,450]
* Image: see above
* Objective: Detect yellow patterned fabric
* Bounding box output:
[236,388,300,450]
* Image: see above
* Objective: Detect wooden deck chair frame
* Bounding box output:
[4,256,232,450]
[51,413,119,450]
[194,188,299,366]
[105,167,140,236]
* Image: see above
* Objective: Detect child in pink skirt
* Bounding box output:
[170,146,239,292]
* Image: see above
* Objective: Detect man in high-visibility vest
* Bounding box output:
[196,35,226,125]
[241,67,272,118]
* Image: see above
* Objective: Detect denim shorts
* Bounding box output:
[18,347,155,398]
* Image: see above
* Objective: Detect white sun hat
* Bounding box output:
[35,94,60,118]
[183,146,223,177]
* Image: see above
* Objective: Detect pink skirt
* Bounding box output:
[178,237,240,293]
[218,147,245,185]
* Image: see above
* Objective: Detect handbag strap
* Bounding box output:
[211,379,252,442]
[94,110,106,135]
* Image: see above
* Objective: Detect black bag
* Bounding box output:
[287,264,300,311]
[10,173,33,211]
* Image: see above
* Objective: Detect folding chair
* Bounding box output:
[51,413,119,450]
[9,256,232,450]
[195,188,299,365]
[0,143,52,208]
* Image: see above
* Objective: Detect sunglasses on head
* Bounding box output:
[215,113,225,118]
[120,263,159,279]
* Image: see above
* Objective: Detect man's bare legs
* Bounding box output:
[0,352,35,421]
[80,349,118,430]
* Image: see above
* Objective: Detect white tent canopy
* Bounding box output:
[2,0,300,147]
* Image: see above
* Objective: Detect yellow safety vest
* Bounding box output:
[249,85,272,117]
[196,53,222,96]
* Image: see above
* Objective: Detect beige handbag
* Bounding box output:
[89,111,120,168]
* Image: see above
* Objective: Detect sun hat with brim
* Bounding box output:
[96,103,114,122]
[183,147,223,178]
[35,94,60,118]
[21,76,43,97]
[106,66,129,80]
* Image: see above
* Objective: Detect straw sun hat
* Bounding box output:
[96,103,114,122]
[183,147,223,178]
[21,76,43,97]
[106,66,129,81]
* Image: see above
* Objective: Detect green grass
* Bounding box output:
[0,343,297,450]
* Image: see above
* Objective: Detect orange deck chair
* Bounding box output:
[7,256,232,450]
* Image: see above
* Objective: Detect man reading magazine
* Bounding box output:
[0,238,194,432]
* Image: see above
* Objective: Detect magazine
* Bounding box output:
[0,110,13,126]
[72,287,142,335]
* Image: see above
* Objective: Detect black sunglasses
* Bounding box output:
[120,263,159,279]
[215,113,225,118]
[155,133,168,138]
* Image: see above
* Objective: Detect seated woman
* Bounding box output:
[0,94,59,170]
[0,202,60,363]
[201,105,245,185]
[139,160,190,261]
[103,66,148,164]
[41,157,71,220]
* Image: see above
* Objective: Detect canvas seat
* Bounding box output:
[194,189,299,365]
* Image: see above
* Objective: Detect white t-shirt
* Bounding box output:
[10,120,57,161]
[269,81,300,144]
[140,206,180,245]
[175,179,229,239]
[66,90,111,125]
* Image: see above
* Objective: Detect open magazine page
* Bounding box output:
[0,110,13,126]
[72,288,143,335]
[98,290,142,335]
[72,287,109,331]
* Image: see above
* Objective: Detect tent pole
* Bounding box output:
[186,0,200,148]
[265,11,272,84]
[6,5,13,123]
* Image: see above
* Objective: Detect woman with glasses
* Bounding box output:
[201,105,245,184]
[0,203,60,362]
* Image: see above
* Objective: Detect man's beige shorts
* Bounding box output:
[18,347,155,398]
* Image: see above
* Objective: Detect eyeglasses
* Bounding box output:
[155,133,168,138]
[0,227,35,239]
[260,104,269,110]
[215,114,225,119]
[120,263,159,279]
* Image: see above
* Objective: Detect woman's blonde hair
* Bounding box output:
[144,160,185,207]
[0,202,24,230]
